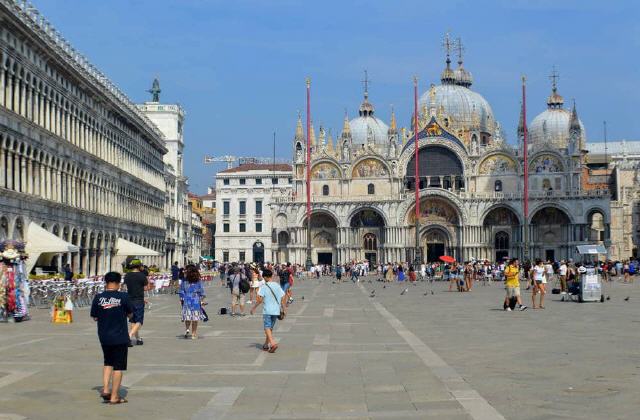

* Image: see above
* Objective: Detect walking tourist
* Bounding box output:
[229,265,247,316]
[531,259,546,309]
[558,260,568,293]
[179,264,206,339]
[123,259,148,346]
[170,261,180,294]
[247,264,260,305]
[250,268,286,353]
[503,258,526,311]
[90,271,133,404]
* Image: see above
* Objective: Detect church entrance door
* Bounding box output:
[424,228,449,262]
[427,243,445,262]
[545,249,555,262]
[317,252,332,265]
[365,252,377,265]
[252,241,265,263]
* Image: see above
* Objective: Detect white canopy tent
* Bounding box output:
[115,238,161,257]
[24,222,79,274]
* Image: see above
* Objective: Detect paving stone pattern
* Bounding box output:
[0,276,638,419]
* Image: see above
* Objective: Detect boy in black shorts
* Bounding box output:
[90,272,133,404]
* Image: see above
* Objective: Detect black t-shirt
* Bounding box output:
[124,271,148,303]
[90,290,133,345]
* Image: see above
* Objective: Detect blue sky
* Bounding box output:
[36,0,640,194]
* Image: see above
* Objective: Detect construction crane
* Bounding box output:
[203,155,237,169]
[203,155,290,169]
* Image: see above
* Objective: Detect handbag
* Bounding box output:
[265,283,286,320]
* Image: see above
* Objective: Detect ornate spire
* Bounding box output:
[453,37,473,88]
[359,70,375,117]
[319,125,326,146]
[327,130,334,152]
[569,100,581,131]
[517,100,525,139]
[546,66,564,109]
[440,32,455,85]
[388,105,397,135]
[294,111,304,140]
[341,110,352,140]
[309,121,316,146]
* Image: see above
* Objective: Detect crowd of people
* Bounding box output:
[88,255,638,405]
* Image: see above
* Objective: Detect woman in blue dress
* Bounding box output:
[179,265,206,339]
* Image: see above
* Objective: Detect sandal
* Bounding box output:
[262,344,269,351]
[100,392,111,401]
[191,334,198,340]
[107,398,128,404]
[268,344,278,353]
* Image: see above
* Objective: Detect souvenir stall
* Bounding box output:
[0,240,30,322]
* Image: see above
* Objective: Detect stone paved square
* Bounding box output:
[1,276,639,419]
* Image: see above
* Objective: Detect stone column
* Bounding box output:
[0,68,5,107]
[0,147,5,188]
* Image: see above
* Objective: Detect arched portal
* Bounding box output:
[410,197,462,262]
[587,210,606,242]
[406,145,464,190]
[252,241,265,263]
[305,212,338,265]
[531,206,571,261]
[350,209,385,264]
[276,231,290,263]
[423,227,450,262]
[483,206,520,261]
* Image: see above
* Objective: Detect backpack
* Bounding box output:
[239,275,250,294]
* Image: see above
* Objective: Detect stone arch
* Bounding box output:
[481,204,522,226]
[586,207,607,242]
[351,156,390,178]
[529,152,565,173]
[0,216,8,240]
[477,152,519,175]
[529,203,573,225]
[401,189,467,226]
[348,207,388,227]
[311,161,341,179]
[12,216,24,240]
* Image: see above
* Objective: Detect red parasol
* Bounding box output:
[439,255,455,263]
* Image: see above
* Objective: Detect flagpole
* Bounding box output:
[305,78,313,270]
[413,76,421,266]
[522,76,530,262]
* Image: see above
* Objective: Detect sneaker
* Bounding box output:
[506,307,512,311]
[519,305,527,311]
[128,340,134,347]
[184,330,190,339]
[136,339,144,345]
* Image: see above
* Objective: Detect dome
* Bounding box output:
[418,84,495,134]
[349,114,389,144]
[529,82,586,149]
[453,66,473,88]
[529,108,585,149]
[348,86,389,144]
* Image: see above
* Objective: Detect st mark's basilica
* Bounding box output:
[270,42,619,265]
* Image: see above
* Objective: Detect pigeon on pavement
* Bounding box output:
[624,296,630,301]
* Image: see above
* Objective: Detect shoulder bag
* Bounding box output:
[265,283,286,320]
